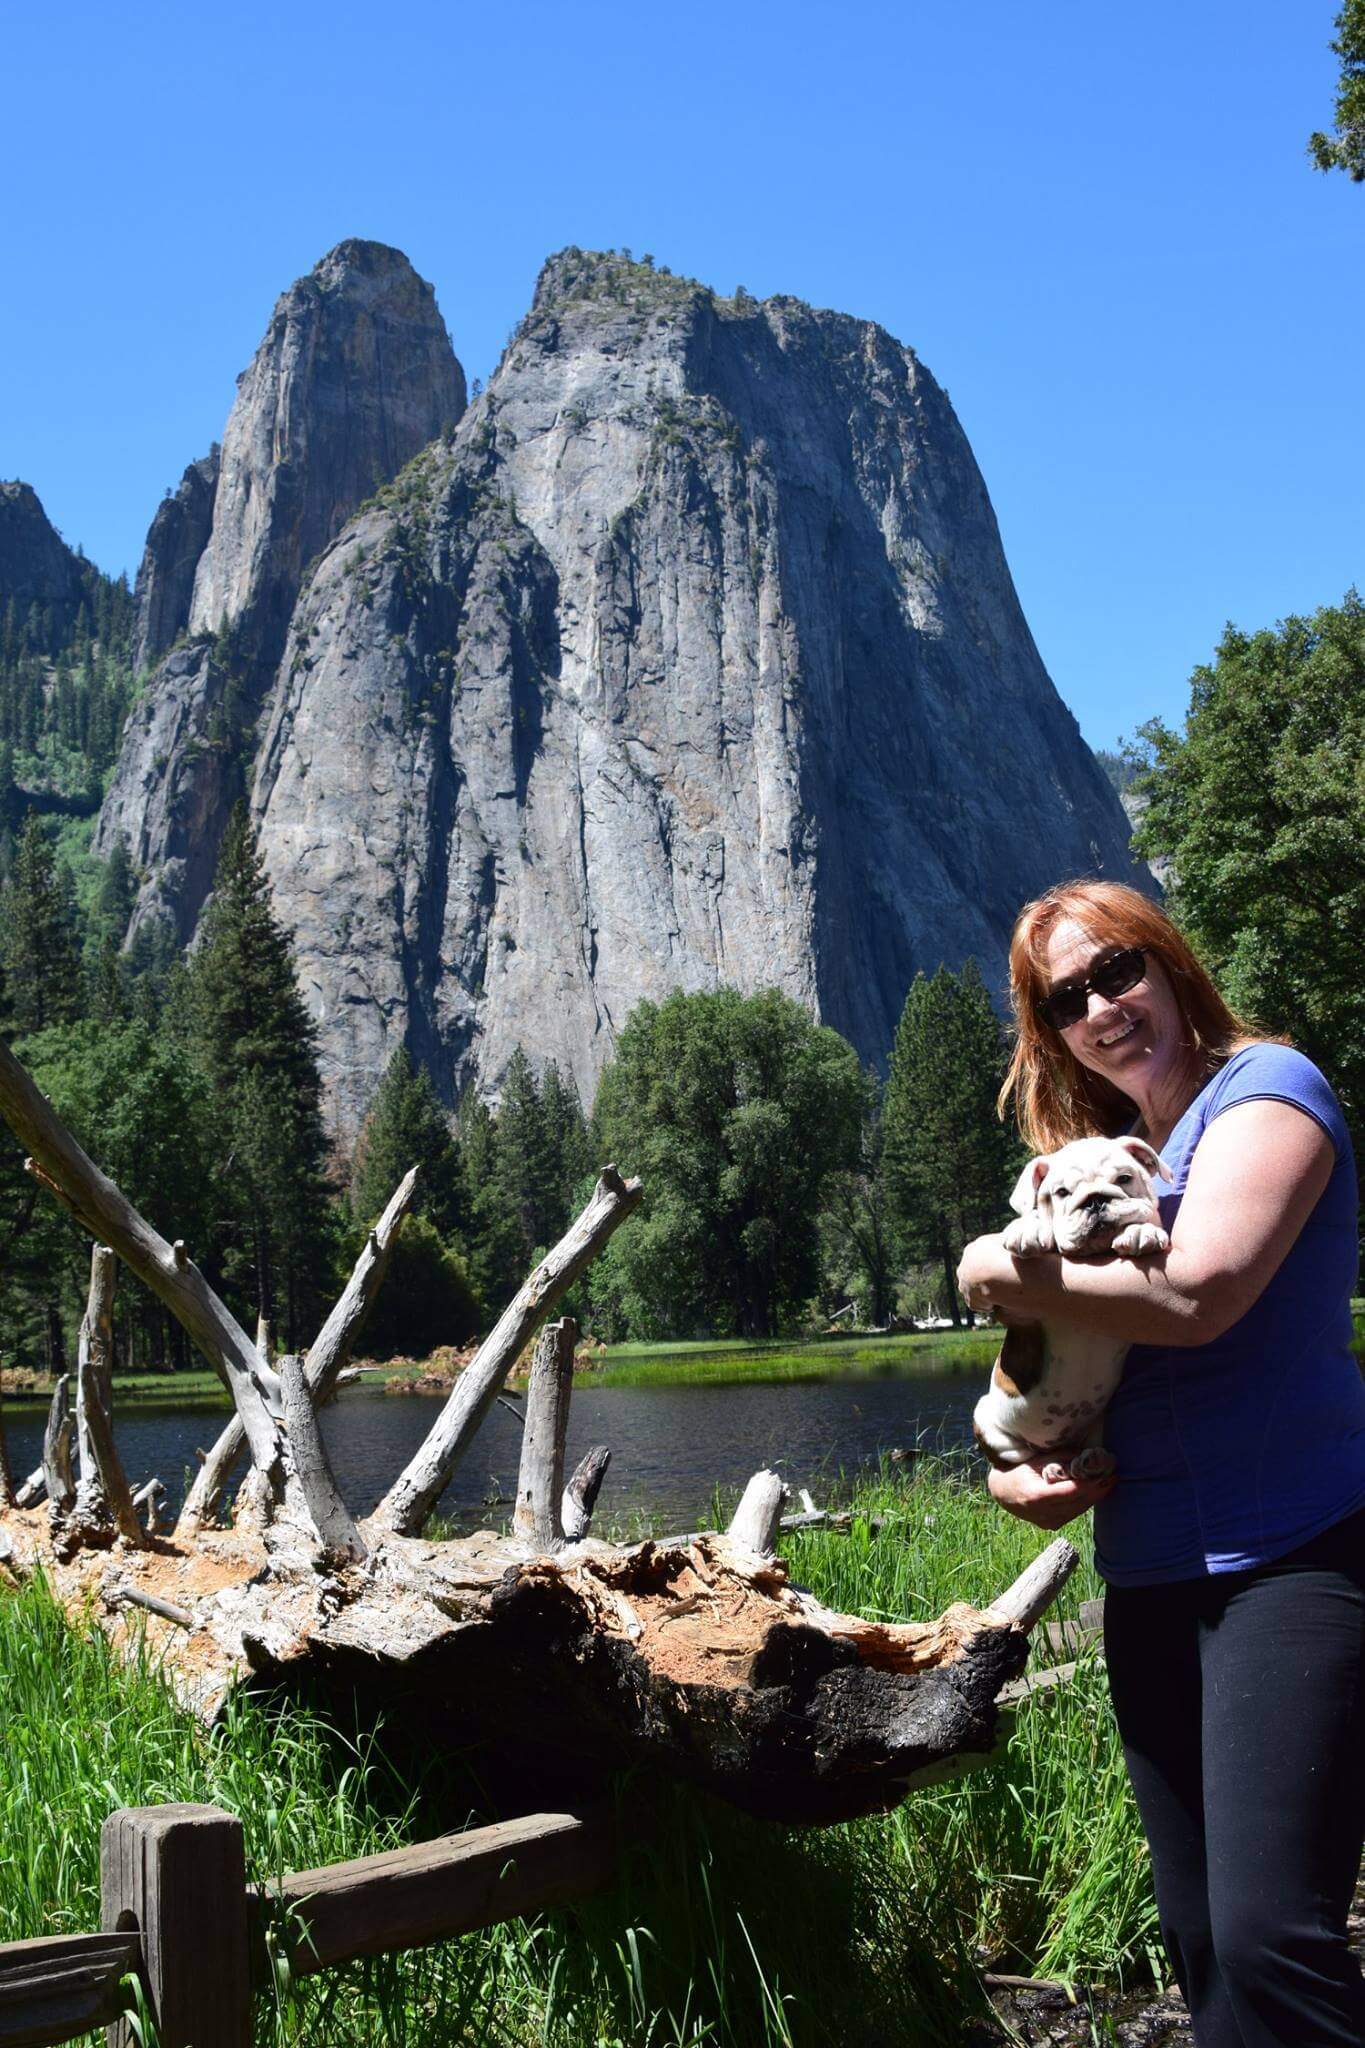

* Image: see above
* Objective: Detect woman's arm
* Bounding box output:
[957,1099,1335,1346]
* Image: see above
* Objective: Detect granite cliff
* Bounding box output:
[96,240,465,936]
[98,245,1144,1129]
[0,482,95,639]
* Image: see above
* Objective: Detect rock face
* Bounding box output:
[0,481,90,640]
[241,250,1145,1131]
[96,240,465,937]
[131,449,219,672]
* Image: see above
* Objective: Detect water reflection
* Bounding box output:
[5,1363,984,1533]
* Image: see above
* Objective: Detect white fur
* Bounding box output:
[974,1136,1171,1482]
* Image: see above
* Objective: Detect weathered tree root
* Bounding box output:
[0,1509,1070,1825]
[0,1032,1077,1827]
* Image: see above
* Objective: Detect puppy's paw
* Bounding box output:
[1068,1447,1117,1482]
[1040,1460,1069,1485]
[1003,1215,1054,1256]
[1108,1221,1170,1257]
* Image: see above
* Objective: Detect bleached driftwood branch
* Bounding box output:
[0,1040,284,1492]
[42,1375,75,1519]
[984,1537,1079,1632]
[178,1167,420,1535]
[561,1445,610,1542]
[372,1166,643,1536]
[513,1318,575,1550]
[72,1247,143,1547]
[727,1470,788,1558]
[278,1354,366,1564]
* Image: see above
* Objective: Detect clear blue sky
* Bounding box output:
[3,1,1361,748]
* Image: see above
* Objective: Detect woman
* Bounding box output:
[955,879,1365,2048]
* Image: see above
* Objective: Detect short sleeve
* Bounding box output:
[1205,1045,1348,1161]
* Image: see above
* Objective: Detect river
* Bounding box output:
[5,1363,983,1532]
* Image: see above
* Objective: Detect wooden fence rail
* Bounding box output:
[0,1802,615,2048]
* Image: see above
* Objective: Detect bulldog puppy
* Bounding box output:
[972,1135,1170,1484]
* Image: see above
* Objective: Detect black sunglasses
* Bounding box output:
[1037,946,1147,1033]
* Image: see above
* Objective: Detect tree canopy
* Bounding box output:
[1128,593,1365,1184]
[1310,1,1365,180]
[883,962,1018,1325]
[186,804,331,1344]
[589,987,865,1339]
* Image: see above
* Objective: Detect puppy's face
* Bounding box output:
[1010,1136,1168,1254]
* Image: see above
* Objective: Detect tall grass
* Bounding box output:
[0,1460,1156,2045]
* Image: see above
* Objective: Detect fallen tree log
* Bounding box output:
[0,1036,1080,1827]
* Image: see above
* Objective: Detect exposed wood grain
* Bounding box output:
[255,1808,615,1974]
[374,1166,642,1536]
[109,1587,196,1631]
[985,1537,1079,1632]
[101,1804,251,2048]
[0,1929,139,2048]
[513,1319,575,1549]
[278,1354,365,1563]
[40,1377,74,1520]
[561,1444,610,1542]
[727,1470,787,1557]
[73,1248,142,1547]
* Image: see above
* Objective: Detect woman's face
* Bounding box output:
[1041,918,1193,1111]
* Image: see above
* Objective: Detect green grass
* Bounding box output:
[3,1368,232,1416]
[587,1330,998,1388]
[0,1462,1154,2045]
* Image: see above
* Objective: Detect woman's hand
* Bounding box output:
[987,1454,1116,1530]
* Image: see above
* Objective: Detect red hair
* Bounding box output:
[999,880,1267,1152]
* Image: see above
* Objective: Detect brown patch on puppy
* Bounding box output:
[994,1322,1047,1398]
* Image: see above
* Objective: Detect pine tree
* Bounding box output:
[89,837,135,958]
[883,961,1020,1326]
[351,1047,463,1234]
[493,1049,560,1262]
[0,814,84,1037]
[188,805,329,1341]
[458,1091,525,1312]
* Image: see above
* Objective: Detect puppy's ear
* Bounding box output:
[1008,1157,1052,1215]
[1116,1135,1173,1184]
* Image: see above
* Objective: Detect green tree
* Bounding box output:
[187,805,330,1342]
[457,1091,525,1313]
[819,1087,902,1327]
[590,988,865,1339]
[883,962,1018,1327]
[1128,593,1365,1186]
[88,837,136,960]
[487,1051,591,1273]
[1310,1,1365,180]
[346,1216,481,1360]
[493,1048,559,1265]
[0,815,83,1035]
[351,1047,463,1235]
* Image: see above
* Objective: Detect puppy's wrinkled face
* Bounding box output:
[1010,1136,1167,1254]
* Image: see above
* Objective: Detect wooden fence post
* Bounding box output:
[101,1803,251,2048]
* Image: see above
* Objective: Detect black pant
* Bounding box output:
[1104,1509,1365,2047]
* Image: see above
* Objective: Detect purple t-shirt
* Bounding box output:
[1094,1043,1365,1586]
